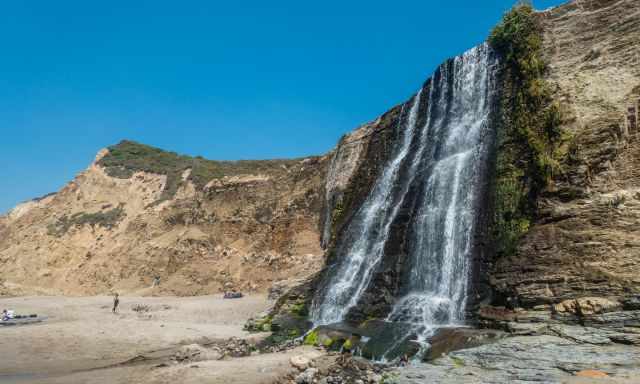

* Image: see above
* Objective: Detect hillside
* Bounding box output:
[0,141,328,296]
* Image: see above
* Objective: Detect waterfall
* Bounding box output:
[386,43,497,346]
[312,44,497,332]
[311,88,424,325]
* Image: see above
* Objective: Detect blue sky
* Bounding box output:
[0,0,565,213]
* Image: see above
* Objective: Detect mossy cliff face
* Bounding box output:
[486,4,564,266]
[484,0,640,329]
[473,4,566,311]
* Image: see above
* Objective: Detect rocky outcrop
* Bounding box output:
[395,327,640,383]
[313,106,403,320]
[269,0,640,334]
[275,324,638,383]
[320,107,401,255]
[486,0,640,327]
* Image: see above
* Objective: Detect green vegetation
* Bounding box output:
[380,372,400,384]
[451,355,466,367]
[288,329,300,338]
[244,314,273,333]
[98,140,305,202]
[289,301,309,318]
[322,337,335,348]
[47,205,125,237]
[488,3,565,257]
[303,329,319,346]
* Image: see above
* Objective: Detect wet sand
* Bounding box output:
[0,295,321,383]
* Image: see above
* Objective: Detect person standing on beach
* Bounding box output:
[112,293,120,313]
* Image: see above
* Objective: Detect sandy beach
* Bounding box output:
[0,295,322,384]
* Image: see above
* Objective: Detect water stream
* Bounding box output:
[312,44,498,348]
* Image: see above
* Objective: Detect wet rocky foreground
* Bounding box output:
[395,330,640,383]
[279,322,640,384]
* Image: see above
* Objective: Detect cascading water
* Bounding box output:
[386,43,497,349]
[311,43,497,339]
[311,87,424,325]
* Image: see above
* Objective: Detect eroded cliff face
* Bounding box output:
[0,142,327,296]
[320,109,401,253]
[485,0,640,327]
[311,0,640,332]
[244,110,403,339]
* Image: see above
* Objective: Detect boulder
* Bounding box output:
[575,370,610,378]
[295,368,318,384]
[424,327,506,361]
[554,297,621,316]
[290,355,312,371]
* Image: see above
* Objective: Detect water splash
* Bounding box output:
[388,43,496,348]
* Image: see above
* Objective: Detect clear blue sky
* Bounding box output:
[0,0,565,213]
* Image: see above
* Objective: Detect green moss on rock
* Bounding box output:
[289,301,309,318]
[244,314,274,333]
[303,329,319,346]
[288,329,300,338]
[488,3,564,258]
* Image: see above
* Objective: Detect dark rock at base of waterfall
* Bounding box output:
[313,322,508,362]
[424,327,506,361]
[357,320,420,361]
[313,321,420,361]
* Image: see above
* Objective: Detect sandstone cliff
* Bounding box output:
[486,0,640,325]
[0,141,327,296]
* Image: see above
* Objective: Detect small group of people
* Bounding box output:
[1,309,15,321]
